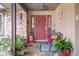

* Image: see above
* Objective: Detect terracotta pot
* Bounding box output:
[29,35,33,43]
[59,50,70,56]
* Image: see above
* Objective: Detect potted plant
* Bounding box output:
[48,30,63,40]
[53,37,73,56]
[28,32,33,43]
[0,37,11,55]
[48,30,58,42]
[15,35,25,56]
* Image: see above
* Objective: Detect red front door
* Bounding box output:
[36,15,46,40]
[31,15,51,41]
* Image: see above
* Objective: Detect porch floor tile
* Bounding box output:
[24,43,54,56]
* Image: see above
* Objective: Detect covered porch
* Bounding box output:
[0,3,78,56]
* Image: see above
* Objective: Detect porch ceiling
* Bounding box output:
[0,3,11,11]
[24,3,59,11]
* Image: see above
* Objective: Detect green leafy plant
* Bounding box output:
[0,37,10,52]
[15,35,25,51]
[53,37,73,54]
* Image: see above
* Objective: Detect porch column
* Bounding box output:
[27,12,32,40]
[11,3,16,55]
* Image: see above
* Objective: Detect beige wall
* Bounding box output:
[54,4,75,55]
[75,4,79,56]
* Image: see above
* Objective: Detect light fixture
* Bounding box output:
[40,3,49,10]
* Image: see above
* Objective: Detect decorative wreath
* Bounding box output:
[40,16,45,24]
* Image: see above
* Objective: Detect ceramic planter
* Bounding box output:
[59,50,70,56]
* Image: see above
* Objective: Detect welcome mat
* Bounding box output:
[40,42,51,52]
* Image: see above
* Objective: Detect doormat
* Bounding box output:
[40,42,51,52]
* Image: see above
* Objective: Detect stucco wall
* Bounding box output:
[75,4,79,56]
[54,4,75,55]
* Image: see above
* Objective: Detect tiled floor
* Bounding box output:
[24,43,54,56]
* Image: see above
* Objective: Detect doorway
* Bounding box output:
[31,15,51,42]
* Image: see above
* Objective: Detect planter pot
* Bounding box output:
[59,50,70,56]
[28,35,33,43]
[48,37,52,42]
[16,50,24,56]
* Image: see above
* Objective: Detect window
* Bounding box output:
[0,13,4,35]
[32,16,35,28]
